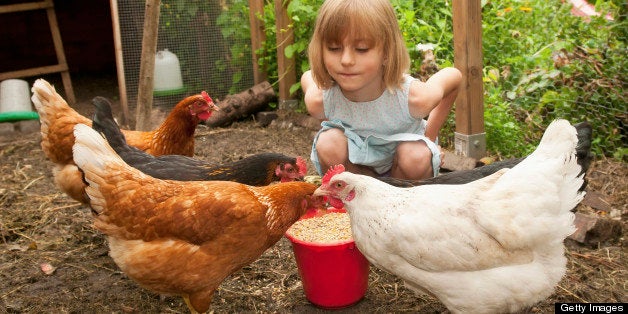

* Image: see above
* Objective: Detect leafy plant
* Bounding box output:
[216,0,253,94]
[481,0,626,159]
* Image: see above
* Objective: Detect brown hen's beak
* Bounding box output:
[307,194,328,211]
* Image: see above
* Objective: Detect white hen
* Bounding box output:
[313,119,588,313]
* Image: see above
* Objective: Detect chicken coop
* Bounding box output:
[113,0,256,118]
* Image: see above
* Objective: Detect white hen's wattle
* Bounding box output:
[314,119,586,313]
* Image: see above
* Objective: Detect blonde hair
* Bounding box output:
[308,0,410,90]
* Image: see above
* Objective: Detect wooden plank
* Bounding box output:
[452,1,469,132]
[0,1,51,14]
[452,0,485,159]
[135,0,160,131]
[452,0,484,135]
[0,65,67,81]
[109,0,130,127]
[249,0,267,84]
[274,0,296,103]
[46,3,75,105]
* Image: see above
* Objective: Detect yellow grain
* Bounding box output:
[287,212,352,243]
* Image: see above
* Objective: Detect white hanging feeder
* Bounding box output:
[0,79,39,122]
[153,49,185,96]
[1,79,33,113]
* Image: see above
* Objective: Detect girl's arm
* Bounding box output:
[408,67,462,141]
[301,70,326,120]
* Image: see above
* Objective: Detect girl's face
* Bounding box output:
[322,37,385,102]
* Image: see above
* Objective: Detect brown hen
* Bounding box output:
[72,123,325,313]
[31,79,218,204]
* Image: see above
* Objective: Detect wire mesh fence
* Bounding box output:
[116,0,255,112]
[435,38,628,162]
[470,1,627,161]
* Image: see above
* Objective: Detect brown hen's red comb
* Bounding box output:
[201,91,212,103]
[296,156,307,176]
[322,164,345,184]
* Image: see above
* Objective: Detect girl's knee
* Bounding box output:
[396,141,430,158]
[318,128,344,139]
[315,128,346,152]
[394,142,434,179]
[405,151,433,172]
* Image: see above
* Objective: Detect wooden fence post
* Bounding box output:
[452,0,486,159]
[274,0,297,109]
[135,0,160,131]
[249,0,267,85]
[109,0,130,127]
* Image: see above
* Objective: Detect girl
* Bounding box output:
[302,0,462,180]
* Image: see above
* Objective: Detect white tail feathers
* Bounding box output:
[72,124,125,176]
[559,163,586,218]
[73,124,131,213]
[536,119,578,158]
[31,79,57,134]
[541,120,585,215]
[529,119,585,212]
[31,79,63,112]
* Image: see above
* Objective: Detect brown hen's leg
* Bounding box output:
[183,296,201,314]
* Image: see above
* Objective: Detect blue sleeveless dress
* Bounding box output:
[311,75,441,176]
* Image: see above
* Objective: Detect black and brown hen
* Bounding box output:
[90,96,307,185]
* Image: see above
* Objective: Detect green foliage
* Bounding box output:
[481,0,626,160]
[392,0,455,70]
[484,88,533,157]
[216,0,252,94]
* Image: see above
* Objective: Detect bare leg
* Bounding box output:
[391,141,434,180]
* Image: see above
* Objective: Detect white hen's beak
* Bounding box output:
[312,185,330,197]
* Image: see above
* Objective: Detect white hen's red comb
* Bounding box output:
[322,164,345,184]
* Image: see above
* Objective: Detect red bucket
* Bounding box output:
[285,208,369,309]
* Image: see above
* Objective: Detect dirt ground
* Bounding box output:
[0,74,625,313]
